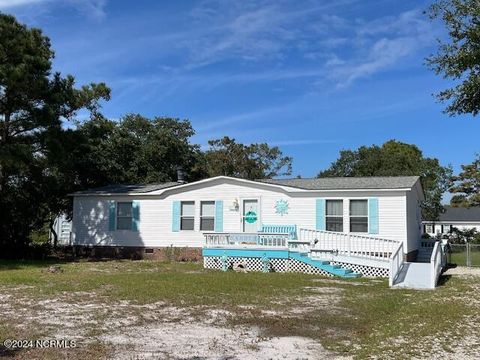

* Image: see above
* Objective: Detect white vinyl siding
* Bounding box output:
[406,182,423,252]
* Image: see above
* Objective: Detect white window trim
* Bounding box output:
[116,201,133,231]
[200,200,216,232]
[325,199,344,232]
[442,224,451,234]
[180,201,195,231]
[349,199,369,234]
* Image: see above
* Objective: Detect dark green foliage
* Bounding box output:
[427,0,480,116]
[449,153,480,206]
[0,13,110,255]
[204,136,292,179]
[317,140,453,220]
[72,114,205,188]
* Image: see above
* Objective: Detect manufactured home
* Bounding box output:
[71,175,445,288]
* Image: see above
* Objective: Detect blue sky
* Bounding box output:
[1,0,479,180]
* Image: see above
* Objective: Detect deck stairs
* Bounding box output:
[289,252,361,278]
[203,229,446,288]
[416,246,434,263]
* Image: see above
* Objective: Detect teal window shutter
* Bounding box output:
[368,198,379,234]
[108,200,116,231]
[172,201,181,232]
[214,200,223,232]
[316,199,326,231]
[132,201,140,231]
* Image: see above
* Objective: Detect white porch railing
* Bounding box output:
[430,241,444,288]
[204,232,289,248]
[298,228,399,261]
[287,240,311,253]
[389,242,404,287]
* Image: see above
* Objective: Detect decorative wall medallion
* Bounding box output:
[275,199,289,216]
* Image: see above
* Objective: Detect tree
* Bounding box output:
[72,114,205,189]
[449,227,480,244]
[427,0,480,116]
[204,136,292,180]
[0,14,110,254]
[317,140,453,220]
[449,154,480,206]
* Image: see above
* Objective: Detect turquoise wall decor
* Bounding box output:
[245,211,258,223]
[275,199,289,216]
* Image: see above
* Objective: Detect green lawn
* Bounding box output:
[0,260,478,359]
[449,250,480,267]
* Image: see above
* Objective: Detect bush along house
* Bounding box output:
[70,174,446,289]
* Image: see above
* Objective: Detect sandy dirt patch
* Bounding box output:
[444,266,480,276]
[0,287,348,359]
[103,323,347,360]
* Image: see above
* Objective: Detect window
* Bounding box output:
[180,201,195,230]
[117,202,133,230]
[326,200,343,232]
[200,201,215,231]
[442,224,451,234]
[350,200,368,233]
[425,224,434,234]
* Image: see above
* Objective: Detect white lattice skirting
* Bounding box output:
[203,256,389,278]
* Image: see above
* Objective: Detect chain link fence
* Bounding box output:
[447,243,480,267]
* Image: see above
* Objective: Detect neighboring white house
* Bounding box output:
[423,206,480,236]
[50,213,72,245]
[71,175,424,260]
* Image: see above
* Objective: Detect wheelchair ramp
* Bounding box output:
[392,262,433,289]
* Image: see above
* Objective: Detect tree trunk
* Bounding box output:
[0,111,11,192]
[49,218,58,249]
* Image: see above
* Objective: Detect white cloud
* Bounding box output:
[180,0,360,69]
[69,0,106,21]
[0,0,107,20]
[0,0,46,8]
[269,139,342,146]
[331,36,418,88]
[324,9,436,88]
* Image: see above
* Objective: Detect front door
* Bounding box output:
[242,199,259,232]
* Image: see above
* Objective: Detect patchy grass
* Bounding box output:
[0,260,479,359]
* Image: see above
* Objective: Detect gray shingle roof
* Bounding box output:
[72,182,180,195]
[73,175,420,195]
[260,176,420,190]
[439,206,480,222]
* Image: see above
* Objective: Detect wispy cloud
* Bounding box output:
[325,9,435,88]
[180,0,360,69]
[0,0,108,20]
[195,104,290,133]
[69,0,107,20]
[0,0,46,8]
[269,139,343,146]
